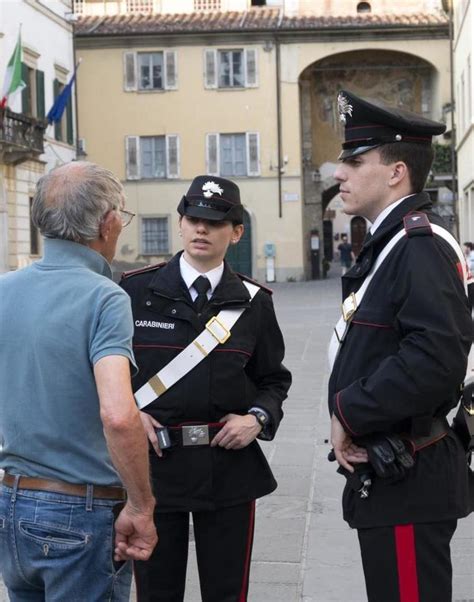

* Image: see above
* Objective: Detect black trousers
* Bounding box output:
[134,501,256,602]
[357,520,457,602]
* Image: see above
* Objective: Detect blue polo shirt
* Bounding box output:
[0,239,137,486]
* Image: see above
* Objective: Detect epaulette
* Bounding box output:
[121,262,166,280]
[403,212,433,237]
[236,272,273,295]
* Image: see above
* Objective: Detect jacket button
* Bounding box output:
[171,309,177,314]
[145,301,151,306]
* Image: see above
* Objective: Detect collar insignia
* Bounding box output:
[337,93,353,124]
[202,181,224,199]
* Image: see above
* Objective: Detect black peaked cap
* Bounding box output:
[178,175,243,223]
[337,89,446,159]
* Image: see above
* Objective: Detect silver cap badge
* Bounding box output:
[337,93,353,124]
[202,181,224,199]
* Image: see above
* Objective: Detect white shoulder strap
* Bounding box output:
[328,221,471,371]
[135,280,260,409]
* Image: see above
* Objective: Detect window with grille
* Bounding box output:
[126,0,153,14]
[141,217,170,255]
[194,0,221,11]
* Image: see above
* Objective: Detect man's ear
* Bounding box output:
[99,210,114,241]
[388,161,408,187]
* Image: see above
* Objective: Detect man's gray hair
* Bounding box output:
[32,161,125,243]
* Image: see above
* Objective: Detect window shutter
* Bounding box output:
[21,63,31,115]
[123,52,137,92]
[206,133,219,176]
[204,49,217,89]
[53,79,61,141]
[66,96,74,146]
[35,70,45,119]
[246,132,260,176]
[126,136,140,180]
[245,49,258,88]
[166,134,179,179]
[164,51,178,90]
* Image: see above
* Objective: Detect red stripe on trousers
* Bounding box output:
[395,524,420,602]
[238,500,256,602]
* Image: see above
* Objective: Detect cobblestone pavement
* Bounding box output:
[1,277,473,601]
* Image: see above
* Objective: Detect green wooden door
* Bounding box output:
[225,210,252,276]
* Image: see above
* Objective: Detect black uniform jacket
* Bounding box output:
[328,193,473,529]
[120,253,291,512]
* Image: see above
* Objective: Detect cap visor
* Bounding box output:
[338,144,381,160]
[183,206,228,222]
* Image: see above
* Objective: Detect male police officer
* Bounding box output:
[328,90,473,602]
[121,175,291,602]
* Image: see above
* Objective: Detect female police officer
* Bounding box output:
[120,175,291,602]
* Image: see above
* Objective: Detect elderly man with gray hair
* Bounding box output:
[0,161,157,601]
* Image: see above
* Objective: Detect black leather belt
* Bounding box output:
[2,473,126,500]
[167,423,224,447]
[410,417,450,451]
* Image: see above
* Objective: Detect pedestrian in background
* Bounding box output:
[0,162,157,601]
[464,241,474,273]
[328,90,472,602]
[337,233,355,275]
[121,175,291,602]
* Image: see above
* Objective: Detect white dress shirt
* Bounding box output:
[179,254,224,301]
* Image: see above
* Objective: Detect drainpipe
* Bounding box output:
[447,0,458,235]
[275,35,282,218]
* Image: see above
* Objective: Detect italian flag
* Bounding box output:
[0,30,26,109]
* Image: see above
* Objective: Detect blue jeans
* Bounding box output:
[0,479,132,601]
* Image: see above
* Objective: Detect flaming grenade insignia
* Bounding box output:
[337,93,353,124]
[202,181,224,199]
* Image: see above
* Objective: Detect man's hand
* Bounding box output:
[140,411,163,457]
[210,413,262,449]
[113,501,158,562]
[331,414,368,472]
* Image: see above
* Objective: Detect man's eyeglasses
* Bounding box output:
[119,209,135,227]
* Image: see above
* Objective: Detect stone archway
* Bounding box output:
[300,49,437,279]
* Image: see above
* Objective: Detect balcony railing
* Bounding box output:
[0,108,46,165]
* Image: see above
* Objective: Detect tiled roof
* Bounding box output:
[76,9,448,37]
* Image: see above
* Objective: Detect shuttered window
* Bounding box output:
[218,50,244,88]
[206,132,260,177]
[141,136,166,178]
[123,51,178,91]
[125,135,180,180]
[141,217,170,255]
[221,134,246,176]
[35,70,45,119]
[204,48,258,89]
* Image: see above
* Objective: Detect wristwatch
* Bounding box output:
[248,407,269,429]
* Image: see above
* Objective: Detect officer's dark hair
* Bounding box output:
[32,161,125,243]
[378,142,434,193]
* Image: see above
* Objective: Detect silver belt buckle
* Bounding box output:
[342,292,358,322]
[182,425,210,446]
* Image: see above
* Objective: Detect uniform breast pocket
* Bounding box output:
[350,307,399,353]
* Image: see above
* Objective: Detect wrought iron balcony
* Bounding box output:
[0,108,46,165]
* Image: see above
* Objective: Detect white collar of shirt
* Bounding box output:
[179,254,224,301]
[370,195,414,235]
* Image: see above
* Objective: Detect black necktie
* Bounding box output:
[193,276,211,314]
